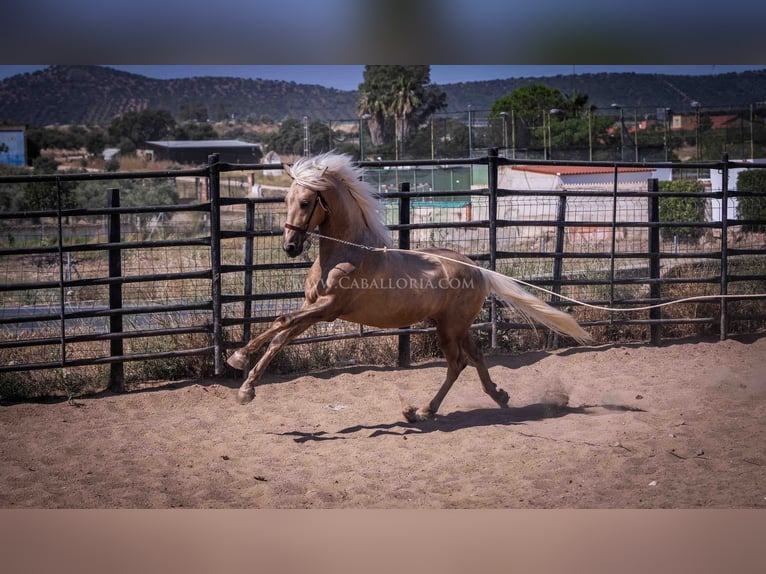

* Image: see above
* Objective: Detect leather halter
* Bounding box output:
[284,190,329,233]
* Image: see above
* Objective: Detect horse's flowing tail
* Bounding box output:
[483,269,593,345]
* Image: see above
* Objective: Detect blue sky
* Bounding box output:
[1,65,764,91]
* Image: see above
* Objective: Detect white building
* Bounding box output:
[708,158,766,221]
[499,165,657,191]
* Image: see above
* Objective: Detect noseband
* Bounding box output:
[284,190,329,233]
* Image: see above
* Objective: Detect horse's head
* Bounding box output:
[281,152,387,257]
[282,180,329,258]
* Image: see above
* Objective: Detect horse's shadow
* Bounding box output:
[277,402,643,443]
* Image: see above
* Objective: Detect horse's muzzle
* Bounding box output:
[282,228,304,258]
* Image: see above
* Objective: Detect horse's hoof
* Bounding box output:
[496,388,510,407]
[227,351,247,371]
[237,388,255,405]
[403,405,433,423]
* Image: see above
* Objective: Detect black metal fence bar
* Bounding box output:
[56,178,66,369]
[487,148,499,348]
[398,182,411,367]
[648,178,662,344]
[720,154,730,340]
[107,188,124,391]
[207,154,224,375]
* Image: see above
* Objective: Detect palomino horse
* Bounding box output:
[227,152,592,422]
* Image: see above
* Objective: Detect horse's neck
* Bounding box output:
[320,195,383,251]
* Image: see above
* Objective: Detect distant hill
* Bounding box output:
[1,65,765,127]
[440,70,766,113]
[0,65,358,125]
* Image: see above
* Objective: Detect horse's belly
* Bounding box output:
[338,294,434,328]
[333,249,486,328]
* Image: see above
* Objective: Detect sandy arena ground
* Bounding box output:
[1,335,765,508]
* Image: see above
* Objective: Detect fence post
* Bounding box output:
[647,178,661,345]
[487,148,499,348]
[720,153,729,341]
[398,181,411,367]
[243,200,255,345]
[56,178,67,370]
[552,194,567,299]
[549,193,567,348]
[107,188,124,392]
[609,165,619,319]
[208,154,224,375]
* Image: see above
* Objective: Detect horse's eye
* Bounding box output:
[300,200,310,209]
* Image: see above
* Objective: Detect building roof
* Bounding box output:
[512,165,653,176]
[146,139,260,149]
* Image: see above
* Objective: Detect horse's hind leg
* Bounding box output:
[403,327,467,422]
[464,334,509,407]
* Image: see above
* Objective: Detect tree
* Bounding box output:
[120,178,180,234]
[491,84,567,131]
[265,118,333,156]
[390,73,421,157]
[19,157,78,212]
[174,121,217,140]
[107,109,176,149]
[178,103,208,123]
[357,87,387,147]
[489,84,619,159]
[85,129,107,156]
[357,66,447,158]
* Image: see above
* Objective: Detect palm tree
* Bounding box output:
[357,65,446,158]
[357,88,387,147]
[390,74,423,159]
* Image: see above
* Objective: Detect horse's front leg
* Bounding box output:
[226,315,289,371]
[232,299,339,405]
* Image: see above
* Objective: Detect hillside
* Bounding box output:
[0,65,358,125]
[441,70,766,112]
[1,65,765,127]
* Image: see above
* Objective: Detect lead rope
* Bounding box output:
[305,230,765,313]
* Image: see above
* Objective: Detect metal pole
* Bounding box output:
[467,105,473,159]
[511,109,516,159]
[720,153,729,341]
[398,181,411,367]
[588,107,593,162]
[107,188,124,392]
[430,115,434,160]
[500,112,508,158]
[549,193,567,348]
[56,178,66,370]
[620,107,625,161]
[208,153,224,375]
[243,200,255,345]
[488,148,499,348]
[648,178,661,345]
[609,165,619,317]
[750,104,755,161]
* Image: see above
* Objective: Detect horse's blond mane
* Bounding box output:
[287,152,393,247]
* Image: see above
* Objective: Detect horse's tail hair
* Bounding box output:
[483,270,593,345]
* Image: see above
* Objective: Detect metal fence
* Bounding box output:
[1,152,765,396]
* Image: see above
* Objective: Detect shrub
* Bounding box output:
[659,179,706,241]
[736,168,766,232]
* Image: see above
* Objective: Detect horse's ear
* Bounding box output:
[282,163,294,179]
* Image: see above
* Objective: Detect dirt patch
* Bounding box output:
[2,335,765,508]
